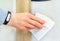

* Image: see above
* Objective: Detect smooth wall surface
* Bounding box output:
[0,0,16,41]
[0,0,15,12]
[31,0,60,41]
[0,0,60,41]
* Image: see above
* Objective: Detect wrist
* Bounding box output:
[7,13,14,26]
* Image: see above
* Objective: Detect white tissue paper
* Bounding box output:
[29,13,55,41]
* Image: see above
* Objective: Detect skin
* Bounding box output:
[7,13,45,31]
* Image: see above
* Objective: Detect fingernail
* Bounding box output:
[42,21,46,24]
[38,24,44,29]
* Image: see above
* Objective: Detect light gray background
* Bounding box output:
[0,0,60,41]
[31,0,60,41]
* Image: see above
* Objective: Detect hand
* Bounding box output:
[7,13,45,30]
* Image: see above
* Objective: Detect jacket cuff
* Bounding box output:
[0,8,8,25]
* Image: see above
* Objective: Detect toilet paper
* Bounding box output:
[29,13,55,41]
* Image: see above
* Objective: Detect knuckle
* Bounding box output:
[24,17,29,21]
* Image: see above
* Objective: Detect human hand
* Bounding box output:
[8,13,45,30]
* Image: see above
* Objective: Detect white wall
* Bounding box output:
[0,0,16,41]
[0,0,16,12]
[0,0,60,41]
[31,0,60,41]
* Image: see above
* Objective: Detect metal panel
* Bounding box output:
[32,0,49,1]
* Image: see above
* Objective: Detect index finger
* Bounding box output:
[28,14,46,24]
